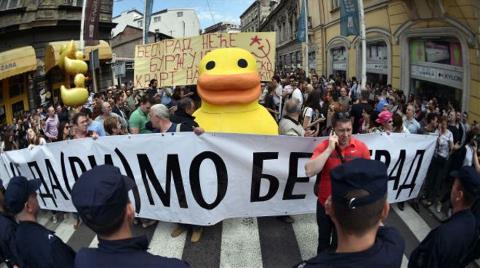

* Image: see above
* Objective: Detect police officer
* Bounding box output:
[71,165,190,268]
[0,179,18,268]
[5,176,75,268]
[409,166,479,268]
[297,158,405,267]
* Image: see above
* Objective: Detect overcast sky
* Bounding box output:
[113,0,256,29]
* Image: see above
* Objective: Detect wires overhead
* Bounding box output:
[205,0,216,25]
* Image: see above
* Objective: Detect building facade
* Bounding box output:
[240,0,279,32]
[259,0,318,73]
[0,0,115,124]
[204,22,241,34]
[312,0,480,121]
[112,8,201,39]
[111,25,171,85]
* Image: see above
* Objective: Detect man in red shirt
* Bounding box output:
[305,112,370,253]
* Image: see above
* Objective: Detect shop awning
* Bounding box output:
[44,40,112,73]
[0,46,37,80]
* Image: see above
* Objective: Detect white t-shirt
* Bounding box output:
[463,145,474,167]
[434,129,454,159]
[273,85,283,106]
[291,88,303,107]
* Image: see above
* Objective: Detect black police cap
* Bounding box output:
[5,176,41,214]
[72,165,136,228]
[330,158,388,209]
[450,166,480,196]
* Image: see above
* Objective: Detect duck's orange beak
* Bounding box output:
[197,73,260,105]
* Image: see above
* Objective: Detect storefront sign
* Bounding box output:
[411,64,463,89]
[333,62,346,71]
[367,62,388,74]
[0,62,17,72]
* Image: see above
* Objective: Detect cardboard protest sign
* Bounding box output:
[134,32,276,88]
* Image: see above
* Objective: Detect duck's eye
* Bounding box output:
[237,59,248,68]
[206,61,215,70]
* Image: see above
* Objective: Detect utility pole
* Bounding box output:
[304,0,309,79]
[358,0,367,89]
[80,0,87,52]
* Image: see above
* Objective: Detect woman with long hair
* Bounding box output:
[302,90,324,137]
[359,106,374,134]
[57,121,72,141]
[26,128,46,149]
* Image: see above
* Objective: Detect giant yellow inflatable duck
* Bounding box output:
[193,48,278,135]
[59,41,89,107]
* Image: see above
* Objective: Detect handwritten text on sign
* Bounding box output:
[134,32,276,88]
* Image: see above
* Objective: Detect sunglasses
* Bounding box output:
[334,112,351,119]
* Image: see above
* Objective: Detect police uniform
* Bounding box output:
[0,179,18,268]
[72,165,190,268]
[4,176,75,268]
[0,212,17,267]
[409,166,480,268]
[297,158,405,268]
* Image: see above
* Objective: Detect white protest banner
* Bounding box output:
[0,133,435,226]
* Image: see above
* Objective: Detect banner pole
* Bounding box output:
[358,0,367,89]
[80,0,87,53]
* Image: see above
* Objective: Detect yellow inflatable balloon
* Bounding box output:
[64,57,88,75]
[193,48,278,135]
[59,40,89,107]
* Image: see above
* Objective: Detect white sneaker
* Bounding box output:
[435,202,442,213]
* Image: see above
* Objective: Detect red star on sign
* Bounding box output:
[250,35,262,46]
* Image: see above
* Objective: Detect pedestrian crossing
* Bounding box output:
[24,203,480,268]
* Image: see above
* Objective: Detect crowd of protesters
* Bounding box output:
[261,69,480,217]
[2,70,480,219]
[1,68,480,267]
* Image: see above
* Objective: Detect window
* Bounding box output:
[63,0,81,6]
[154,16,161,22]
[0,0,20,10]
[137,20,143,27]
[11,100,25,119]
[331,0,339,10]
[177,11,183,17]
[9,75,24,98]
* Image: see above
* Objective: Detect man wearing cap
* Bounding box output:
[5,176,75,268]
[72,165,190,268]
[305,112,370,253]
[0,179,18,268]
[297,159,405,267]
[409,166,479,268]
